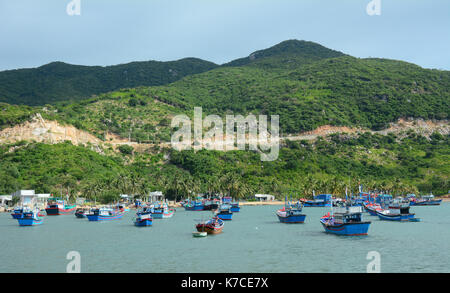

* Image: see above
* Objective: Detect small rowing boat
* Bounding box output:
[192,231,207,237]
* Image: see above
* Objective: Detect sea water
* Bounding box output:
[1,203,449,273]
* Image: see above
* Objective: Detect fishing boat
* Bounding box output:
[300,193,332,207]
[195,217,224,234]
[184,200,204,211]
[362,202,383,216]
[409,194,442,206]
[215,204,233,220]
[320,206,371,236]
[151,202,175,219]
[17,210,44,226]
[276,200,306,223]
[11,207,27,219]
[230,202,240,212]
[86,206,125,221]
[192,231,207,237]
[45,199,77,215]
[75,208,89,218]
[134,209,153,227]
[376,205,419,222]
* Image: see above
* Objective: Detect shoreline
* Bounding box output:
[2,197,449,212]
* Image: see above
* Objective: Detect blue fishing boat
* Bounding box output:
[11,207,27,219]
[134,209,153,227]
[215,204,233,220]
[301,193,332,207]
[376,205,419,222]
[320,206,371,236]
[230,202,240,212]
[184,200,204,211]
[17,210,44,226]
[362,202,383,216]
[151,202,175,219]
[409,194,442,206]
[276,200,306,223]
[86,207,125,221]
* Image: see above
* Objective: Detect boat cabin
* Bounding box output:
[332,206,364,224]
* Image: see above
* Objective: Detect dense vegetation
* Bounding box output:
[0,40,448,138]
[19,41,444,140]
[0,103,36,130]
[0,58,218,105]
[0,40,448,202]
[0,131,448,203]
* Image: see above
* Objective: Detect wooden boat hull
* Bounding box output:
[196,224,223,234]
[17,218,43,226]
[363,203,382,216]
[277,213,306,223]
[87,212,125,221]
[75,212,87,218]
[216,212,232,220]
[45,205,77,215]
[377,212,416,221]
[411,200,441,206]
[320,219,370,236]
[152,209,175,219]
[301,201,331,207]
[134,219,153,226]
[11,213,23,219]
[184,205,204,211]
[230,205,240,212]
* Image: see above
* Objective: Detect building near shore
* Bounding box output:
[255,194,275,201]
[0,195,12,206]
[12,190,50,208]
[149,191,164,202]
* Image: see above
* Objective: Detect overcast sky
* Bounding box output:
[1,0,449,71]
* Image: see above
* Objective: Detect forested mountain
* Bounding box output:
[0,58,218,105]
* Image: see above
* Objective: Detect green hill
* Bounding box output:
[224,39,346,68]
[0,58,218,105]
[1,131,448,200]
[2,40,448,140]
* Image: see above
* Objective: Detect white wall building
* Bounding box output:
[255,194,275,201]
[12,190,50,207]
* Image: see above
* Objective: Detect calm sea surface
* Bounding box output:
[1,203,450,273]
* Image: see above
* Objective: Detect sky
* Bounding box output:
[0,0,449,71]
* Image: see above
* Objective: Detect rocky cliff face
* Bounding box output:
[0,113,448,155]
[0,113,102,146]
